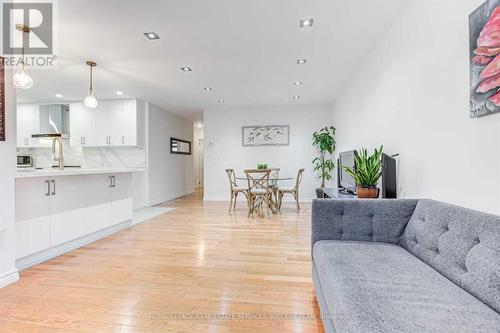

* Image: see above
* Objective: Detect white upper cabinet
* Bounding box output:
[69,102,96,147]
[17,104,40,148]
[69,99,142,147]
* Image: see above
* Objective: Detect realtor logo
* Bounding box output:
[1,1,57,69]
[3,2,53,54]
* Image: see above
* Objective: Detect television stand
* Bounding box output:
[338,188,356,196]
[323,188,358,199]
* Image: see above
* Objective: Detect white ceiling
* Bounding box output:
[18,0,410,120]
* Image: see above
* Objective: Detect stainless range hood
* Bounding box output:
[31,104,70,139]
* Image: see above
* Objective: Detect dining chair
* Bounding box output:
[244,169,272,218]
[225,169,248,212]
[278,168,305,212]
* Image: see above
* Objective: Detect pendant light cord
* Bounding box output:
[89,65,93,91]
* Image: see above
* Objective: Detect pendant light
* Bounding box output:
[83,60,98,109]
[13,24,34,90]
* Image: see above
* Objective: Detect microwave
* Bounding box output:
[17,155,34,168]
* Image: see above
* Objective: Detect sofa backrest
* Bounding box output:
[401,199,500,313]
[312,199,418,248]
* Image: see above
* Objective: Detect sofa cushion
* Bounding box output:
[401,199,500,313]
[313,240,500,333]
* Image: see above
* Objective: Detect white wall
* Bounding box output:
[147,103,194,205]
[0,69,19,287]
[204,105,332,201]
[331,0,500,214]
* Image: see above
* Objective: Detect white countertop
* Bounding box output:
[15,167,146,178]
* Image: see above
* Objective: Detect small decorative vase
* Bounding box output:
[316,188,324,199]
[356,186,379,199]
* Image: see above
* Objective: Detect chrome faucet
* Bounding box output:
[52,137,64,170]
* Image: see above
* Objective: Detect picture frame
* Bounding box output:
[242,125,290,146]
[170,137,192,155]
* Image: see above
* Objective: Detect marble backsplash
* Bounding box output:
[17,139,146,169]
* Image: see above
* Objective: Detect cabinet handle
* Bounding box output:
[51,180,56,195]
[45,180,51,196]
[81,137,84,145]
[122,136,125,145]
[109,176,113,188]
[109,136,112,145]
[83,137,86,145]
[112,176,116,188]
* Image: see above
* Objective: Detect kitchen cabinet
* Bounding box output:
[69,102,96,147]
[15,177,51,258]
[15,172,133,261]
[49,176,86,246]
[111,172,133,225]
[84,174,113,233]
[16,103,40,148]
[70,99,142,147]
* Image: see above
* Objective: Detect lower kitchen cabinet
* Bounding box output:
[15,172,133,261]
[49,176,86,246]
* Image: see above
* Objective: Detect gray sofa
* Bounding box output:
[311,199,500,333]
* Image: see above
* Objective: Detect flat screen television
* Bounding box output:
[338,150,357,194]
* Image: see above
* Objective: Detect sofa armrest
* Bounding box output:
[311,199,418,252]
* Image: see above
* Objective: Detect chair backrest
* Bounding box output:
[295,168,305,190]
[244,169,271,191]
[268,168,280,187]
[225,169,237,190]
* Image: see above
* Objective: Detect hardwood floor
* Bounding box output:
[0,189,324,333]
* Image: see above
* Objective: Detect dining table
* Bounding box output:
[235,175,294,214]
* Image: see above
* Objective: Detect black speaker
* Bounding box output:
[381,154,397,199]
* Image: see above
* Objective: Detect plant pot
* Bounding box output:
[356,186,379,199]
[316,188,324,198]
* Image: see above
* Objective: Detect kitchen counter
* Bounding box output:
[15,167,146,178]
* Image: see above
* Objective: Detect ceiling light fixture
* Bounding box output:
[180,67,192,72]
[55,94,63,98]
[144,32,160,40]
[293,95,301,99]
[204,87,212,91]
[13,24,34,90]
[294,81,303,85]
[218,100,225,103]
[116,91,124,95]
[297,59,307,64]
[300,18,314,28]
[83,61,98,109]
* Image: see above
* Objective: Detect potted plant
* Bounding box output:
[312,126,336,198]
[257,163,268,170]
[343,146,383,198]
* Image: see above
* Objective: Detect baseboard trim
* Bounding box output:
[0,268,19,288]
[15,220,132,272]
[148,191,195,206]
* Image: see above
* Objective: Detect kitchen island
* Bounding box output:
[15,168,145,270]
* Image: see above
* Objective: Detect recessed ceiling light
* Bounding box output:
[204,87,212,91]
[144,32,160,40]
[218,100,225,103]
[116,91,124,95]
[294,81,303,85]
[55,94,63,98]
[300,18,314,28]
[297,59,307,64]
[181,67,192,72]
[293,95,300,99]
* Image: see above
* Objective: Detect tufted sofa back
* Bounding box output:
[401,199,500,313]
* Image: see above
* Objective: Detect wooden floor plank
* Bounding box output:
[0,189,323,333]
